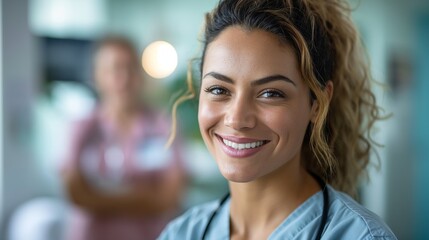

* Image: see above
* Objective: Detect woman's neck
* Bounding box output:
[229,162,320,240]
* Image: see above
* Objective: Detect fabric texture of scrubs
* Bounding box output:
[158,185,397,240]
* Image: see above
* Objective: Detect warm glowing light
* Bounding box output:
[142,41,178,79]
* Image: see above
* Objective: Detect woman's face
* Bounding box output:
[199,26,316,183]
[95,44,142,102]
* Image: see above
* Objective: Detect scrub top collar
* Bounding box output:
[205,189,326,239]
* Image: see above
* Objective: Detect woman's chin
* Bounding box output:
[219,166,260,183]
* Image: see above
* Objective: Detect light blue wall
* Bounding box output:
[415,14,429,240]
[1,0,45,237]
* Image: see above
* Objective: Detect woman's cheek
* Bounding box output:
[198,101,222,133]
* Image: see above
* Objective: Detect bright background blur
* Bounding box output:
[0,0,428,239]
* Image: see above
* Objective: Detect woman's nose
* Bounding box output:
[224,96,256,130]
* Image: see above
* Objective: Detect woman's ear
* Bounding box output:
[325,81,334,101]
[310,81,334,123]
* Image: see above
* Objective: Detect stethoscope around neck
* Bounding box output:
[201,174,330,240]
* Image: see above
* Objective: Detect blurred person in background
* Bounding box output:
[159,0,397,239]
[60,36,187,240]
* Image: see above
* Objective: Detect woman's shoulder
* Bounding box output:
[326,186,397,240]
[158,200,221,239]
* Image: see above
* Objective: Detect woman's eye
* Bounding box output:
[259,90,285,98]
[204,86,229,96]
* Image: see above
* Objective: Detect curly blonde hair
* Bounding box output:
[168,0,383,196]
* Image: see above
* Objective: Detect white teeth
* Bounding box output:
[222,139,265,150]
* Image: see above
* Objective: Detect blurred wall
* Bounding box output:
[0,0,3,230]
[1,0,46,237]
[415,13,429,239]
[350,0,390,220]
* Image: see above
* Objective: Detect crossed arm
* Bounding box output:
[62,165,187,217]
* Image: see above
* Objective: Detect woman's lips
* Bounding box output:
[216,134,269,158]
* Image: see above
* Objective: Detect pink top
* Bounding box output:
[61,108,184,240]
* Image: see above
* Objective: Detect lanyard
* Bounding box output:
[201,176,329,240]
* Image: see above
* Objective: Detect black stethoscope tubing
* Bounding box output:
[201,176,329,240]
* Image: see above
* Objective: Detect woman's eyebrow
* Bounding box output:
[251,75,296,87]
[202,72,234,83]
[202,72,296,87]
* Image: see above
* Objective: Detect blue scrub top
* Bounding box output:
[158,186,397,240]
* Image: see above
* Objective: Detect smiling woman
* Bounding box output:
[159,0,397,239]
[199,28,315,184]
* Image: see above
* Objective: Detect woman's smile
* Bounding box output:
[215,133,270,158]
